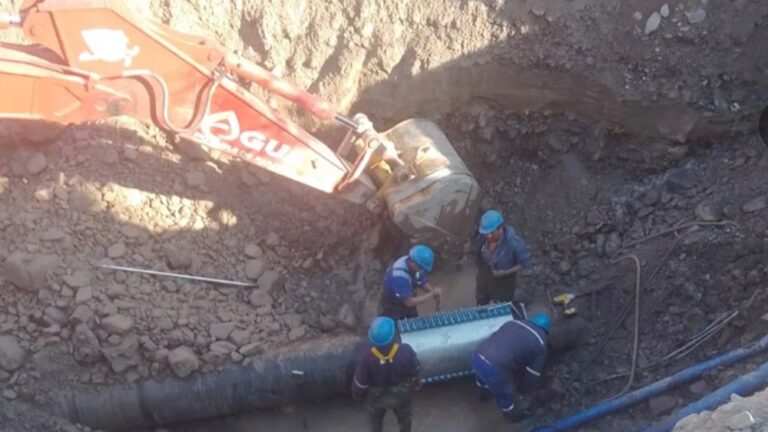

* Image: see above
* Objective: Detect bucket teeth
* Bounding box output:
[397,303,514,334]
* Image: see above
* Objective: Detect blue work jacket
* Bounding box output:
[351,338,420,399]
[475,319,547,390]
[382,256,427,302]
[474,226,532,272]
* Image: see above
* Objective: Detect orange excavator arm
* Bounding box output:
[0,0,481,243]
[0,0,382,201]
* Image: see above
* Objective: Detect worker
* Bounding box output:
[352,316,422,432]
[471,313,551,422]
[469,209,532,306]
[380,244,442,320]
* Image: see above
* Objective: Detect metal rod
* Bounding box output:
[97,264,257,287]
[334,113,358,130]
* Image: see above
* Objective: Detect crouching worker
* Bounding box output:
[471,313,550,422]
[380,244,442,320]
[352,316,422,432]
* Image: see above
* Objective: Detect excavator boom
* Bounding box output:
[0,0,480,243]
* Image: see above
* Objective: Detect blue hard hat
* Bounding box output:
[409,244,434,272]
[369,317,396,347]
[530,313,551,334]
[479,210,504,235]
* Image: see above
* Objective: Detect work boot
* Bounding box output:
[503,398,533,423]
[503,408,532,423]
[474,379,492,402]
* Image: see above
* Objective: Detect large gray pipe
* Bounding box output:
[54,304,583,430]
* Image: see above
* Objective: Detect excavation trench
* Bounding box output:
[1,2,767,432]
[11,63,766,431]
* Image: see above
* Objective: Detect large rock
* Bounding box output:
[248,289,273,307]
[695,202,723,222]
[69,187,105,213]
[688,381,709,397]
[723,411,756,430]
[102,333,141,373]
[230,329,252,346]
[72,324,102,364]
[63,270,91,288]
[649,395,678,416]
[164,246,192,270]
[205,341,237,364]
[209,341,237,354]
[43,306,68,326]
[1,252,60,292]
[25,152,47,175]
[245,259,266,280]
[101,314,134,334]
[643,189,660,206]
[742,195,767,213]
[258,270,285,293]
[239,341,263,357]
[244,244,263,259]
[288,326,307,340]
[665,167,699,191]
[107,242,127,259]
[70,305,95,325]
[644,11,662,35]
[685,7,706,24]
[337,304,357,329]
[168,346,199,378]
[209,322,236,340]
[41,229,66,241]
[0,336,26,371]
[318,315,337,333]
[75,286,93,303]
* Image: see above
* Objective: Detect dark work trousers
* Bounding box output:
[471,352,519,417]
[366,382,414,432]
[476,266,518,306]
[380,293,418,320]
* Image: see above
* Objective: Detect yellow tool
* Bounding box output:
[552,293,577,317]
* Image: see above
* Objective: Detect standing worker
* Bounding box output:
[471,313,551,422]
[380,244,442,320]
[352,316,422,432]
[470,209,532,306]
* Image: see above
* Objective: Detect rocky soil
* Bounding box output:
[674,388,768,432]
[1,0,768,431]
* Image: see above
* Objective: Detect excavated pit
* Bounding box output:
[1,0,768,431]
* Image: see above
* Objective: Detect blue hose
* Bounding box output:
[533,334,768,432]
[643,360,768,432]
